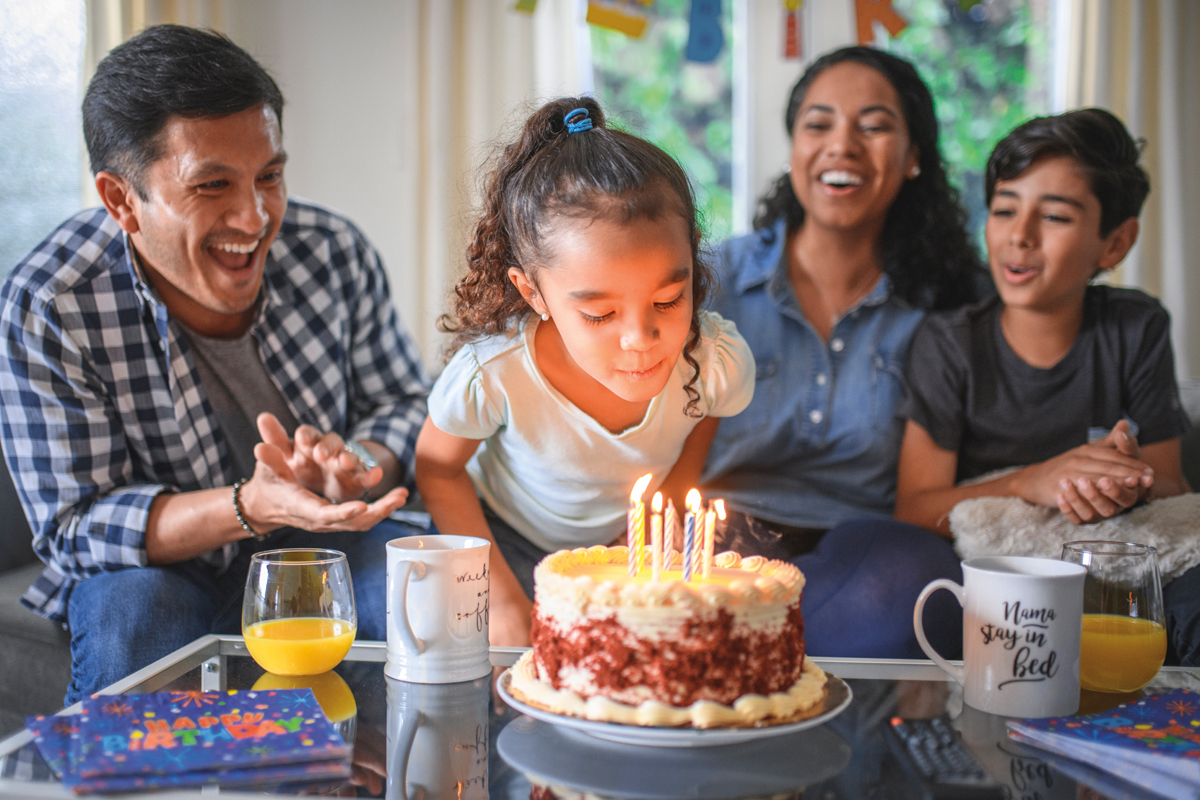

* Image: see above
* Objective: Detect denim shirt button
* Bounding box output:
[830,338,845,352]
[809,409,823,424]
[816,373,827,386]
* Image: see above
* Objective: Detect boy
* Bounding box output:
[894,109,1197,661]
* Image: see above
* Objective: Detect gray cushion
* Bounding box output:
[0,561,71,738]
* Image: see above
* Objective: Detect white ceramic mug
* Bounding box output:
[914,556,1086,718]
[386,677,489,800]
[385,535,491,683]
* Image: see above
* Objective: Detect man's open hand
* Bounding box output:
[238,413,408,534]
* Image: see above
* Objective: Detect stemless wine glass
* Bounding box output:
[242,548,357,675]
[1061,541,1166,693]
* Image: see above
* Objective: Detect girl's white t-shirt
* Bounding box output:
[428,310,755,551]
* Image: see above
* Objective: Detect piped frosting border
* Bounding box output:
[509,649,828,729]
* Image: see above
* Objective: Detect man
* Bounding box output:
[0,25,430,703]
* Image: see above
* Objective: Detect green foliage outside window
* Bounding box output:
[587,0,1049,247]
[885,0,1051,240]
[589,0,734,242]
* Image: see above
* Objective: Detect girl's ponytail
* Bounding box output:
[441,98,608,352]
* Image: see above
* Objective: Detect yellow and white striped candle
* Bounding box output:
[627,473,652,576]
[702,499,724,578]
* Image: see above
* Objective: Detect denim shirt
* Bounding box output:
[701,221,925,529]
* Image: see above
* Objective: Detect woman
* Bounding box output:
[702,47,985,658]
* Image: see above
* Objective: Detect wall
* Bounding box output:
[734,0,857,233]
[219,0,588,368]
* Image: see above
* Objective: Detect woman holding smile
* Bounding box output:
[701,47,985,658]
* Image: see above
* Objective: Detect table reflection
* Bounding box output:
[386,677,490,800]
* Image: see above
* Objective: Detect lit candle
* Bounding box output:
[627,474,652,577]
[663,499,677,572]
[683,489,702,582]
[703,499,724,579]
[650,492,663,582]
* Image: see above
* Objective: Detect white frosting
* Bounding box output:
[534,546,803,627]
[510,649,828,728]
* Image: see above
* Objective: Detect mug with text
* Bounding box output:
[386,535,491,684]
[914,556,1086,717]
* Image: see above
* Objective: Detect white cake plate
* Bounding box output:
[496,668,852,747]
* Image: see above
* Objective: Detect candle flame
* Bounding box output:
[714,499,726,520]
[651,492,663,513]
[630,473,652,502]
[686,489,702,513]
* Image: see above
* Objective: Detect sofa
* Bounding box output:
[0,462,71,739]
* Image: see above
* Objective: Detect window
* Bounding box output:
[588,0,735,241]
[884,0,1053,239]
[0,0,86,277]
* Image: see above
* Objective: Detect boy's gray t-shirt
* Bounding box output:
[179,324,300,482]
[898,285,1189,483]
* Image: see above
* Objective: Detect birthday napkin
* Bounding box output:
[27,688,351,794]
[1007,688,1200,800]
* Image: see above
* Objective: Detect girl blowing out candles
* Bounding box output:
[414,98,754,647]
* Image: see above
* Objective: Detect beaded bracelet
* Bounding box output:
[232,478,266,541]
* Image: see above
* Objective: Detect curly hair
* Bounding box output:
[753,46,982,311]
[442,96,713,416]
[986,108,1149,237]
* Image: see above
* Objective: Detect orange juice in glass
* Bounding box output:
[243,549,356,675]
[1062,541,1165,693]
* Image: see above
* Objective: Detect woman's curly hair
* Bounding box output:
[754,47,983,311]
[442,96,713,416]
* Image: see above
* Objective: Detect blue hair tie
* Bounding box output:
[564,108,593,134]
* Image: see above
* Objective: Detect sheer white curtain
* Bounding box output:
[1059,0,1200,381]
[81,0,590,367]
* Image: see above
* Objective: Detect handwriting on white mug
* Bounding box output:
[454,564,490,633]
[980,600,1060,689]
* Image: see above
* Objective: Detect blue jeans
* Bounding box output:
[64,519,420,705]
[723,513,964,660]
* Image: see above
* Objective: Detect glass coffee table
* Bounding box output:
[1,635,1196,798]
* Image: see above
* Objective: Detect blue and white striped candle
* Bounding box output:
[682,489,702,582]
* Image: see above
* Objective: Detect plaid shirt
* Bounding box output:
[0,201,430,622]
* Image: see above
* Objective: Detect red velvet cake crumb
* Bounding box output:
[530,602,806,707]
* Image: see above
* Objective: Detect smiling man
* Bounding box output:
[0,25,430,703]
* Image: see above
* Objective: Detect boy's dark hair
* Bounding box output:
[754,46,982,311]
[986,108,1150,237]
[83,24,285,197]
[443,96,712,417]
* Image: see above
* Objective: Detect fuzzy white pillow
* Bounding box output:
[949,494,1200,583]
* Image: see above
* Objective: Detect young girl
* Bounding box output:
[415,98,754,647]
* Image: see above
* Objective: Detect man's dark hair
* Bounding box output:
[83,24,284,196]
[986,108,1149,237]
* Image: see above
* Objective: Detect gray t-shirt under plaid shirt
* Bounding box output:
[179,321,299,483]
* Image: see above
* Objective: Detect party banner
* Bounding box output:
[587,0,654,38]
[783,0,802,60]
[854,0,907,45]
[685,0,724,62]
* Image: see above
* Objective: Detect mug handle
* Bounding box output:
[391,560,427,654]
[388,710,423,800]
[913,578,965,685]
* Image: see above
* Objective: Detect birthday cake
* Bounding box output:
[509,545,826,728]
